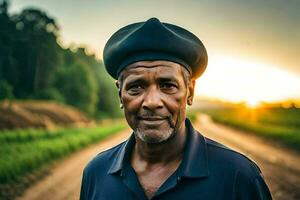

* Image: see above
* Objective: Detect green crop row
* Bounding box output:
[0,124,126,184]
[202,108,300,151]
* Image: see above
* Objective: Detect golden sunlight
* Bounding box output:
[195,55,300,103]
[246,98,261,108]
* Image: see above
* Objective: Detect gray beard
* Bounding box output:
[134,127,175,144]
[133,113,182,144]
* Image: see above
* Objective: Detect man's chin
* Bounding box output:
[135,128,174,144]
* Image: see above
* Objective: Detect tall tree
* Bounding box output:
[0,2,121,118]
[12,8,62,97]
[0,0,18,92]
[54,61,98,115]
[0,0,8,15]
[65,48,121,118]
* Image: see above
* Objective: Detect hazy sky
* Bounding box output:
[9,0,300,103]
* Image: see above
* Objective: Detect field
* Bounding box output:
[0,101,91,130]
[202,107,300,151]
[0,123,126,198]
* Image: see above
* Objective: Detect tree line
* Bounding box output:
[0,0,121,118]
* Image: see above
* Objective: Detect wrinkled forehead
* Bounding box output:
[119,60,188,80]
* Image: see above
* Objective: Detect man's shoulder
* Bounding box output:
[202,136,272,199]
[83,141,126,175]
[204,136,262,176]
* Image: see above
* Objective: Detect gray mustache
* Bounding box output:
[138,116,168,119]
[137,113,169,119]
[136,115,175,128]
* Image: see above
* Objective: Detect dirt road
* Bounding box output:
[195,115,300,200]
[17,115,300,200]
[17,128,131,200]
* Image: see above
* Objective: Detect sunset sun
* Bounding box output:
[195,55,300,104]
[246,98,261,108]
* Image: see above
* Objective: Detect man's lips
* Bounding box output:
[137,116,167,121]
[140,117,166,121]
[137,116,169,126]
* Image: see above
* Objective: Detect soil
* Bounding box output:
[16,128,131,200]
[0,101,91,130]
[195,114,300,200]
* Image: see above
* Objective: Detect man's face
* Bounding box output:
[118,60,195,144]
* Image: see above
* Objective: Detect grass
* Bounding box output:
[202,107,300,151]
[0,124,126,186]
[187,111,197,122]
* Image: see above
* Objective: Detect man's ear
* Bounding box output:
[115,80,120,90]
[115,81,122,101]
[187,79,195,105]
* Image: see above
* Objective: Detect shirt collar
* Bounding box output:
[108,118,210,178]
[178,119,210,178]
[107,133,135,174]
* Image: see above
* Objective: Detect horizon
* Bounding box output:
[9,0,300,104]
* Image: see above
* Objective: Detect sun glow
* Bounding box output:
[246,98,261,108]
[195,55,300,103]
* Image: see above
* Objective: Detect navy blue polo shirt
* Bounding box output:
[80,119,272,200]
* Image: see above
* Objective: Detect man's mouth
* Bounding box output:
[137,116,168,125]
[138,117,165,121]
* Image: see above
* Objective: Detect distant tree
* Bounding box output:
[68,48,121,118]
[0,2,121,118]
[93,61,121,118]
[0,0,18,95]
[11,8,62,97]
[0,0,8,14]
[54,62,98,116]
[0,80,14,100]
[34,87,65,103]
[57,47,121,118]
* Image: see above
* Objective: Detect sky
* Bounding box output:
[9,0,300,104]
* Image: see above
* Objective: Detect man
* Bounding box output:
[80,18,272,200]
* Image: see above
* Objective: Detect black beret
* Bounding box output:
[103,18,208,79]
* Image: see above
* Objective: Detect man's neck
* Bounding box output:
[132,124,187,165]
[130,124,187,199]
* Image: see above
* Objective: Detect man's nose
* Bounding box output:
[142,87,163,110]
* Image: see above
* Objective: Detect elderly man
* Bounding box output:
[80,18,272,200]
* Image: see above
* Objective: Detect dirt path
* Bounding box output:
[17,128,131,200]
[17,115,300,200]
[195,114,300,200]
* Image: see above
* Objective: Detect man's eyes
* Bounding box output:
[160,82,177,89]
[127,84,143,94]
[129,84,142,90]
[128,83,177,89]
[125,82,178,95]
